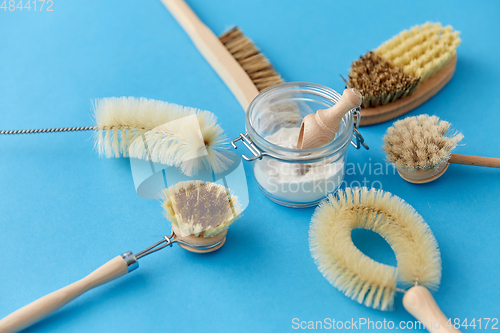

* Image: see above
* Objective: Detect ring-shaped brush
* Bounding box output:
[310,187,459,333]
[0,181,242,333]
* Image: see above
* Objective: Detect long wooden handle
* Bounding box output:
[449,153,500,168]
[161,0,259,111]
[403,286,460,333]
[0,256,129,333]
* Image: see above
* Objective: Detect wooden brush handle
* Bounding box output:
[161,0,259,110]
[0,256,129,333]
[403,286,460,333]
[449,154,500,168]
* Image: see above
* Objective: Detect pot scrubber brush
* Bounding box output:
[0,180,242,333]
[1,97,231,176]
[310,187,459,333]
[163,180,242,239]
[383,114,500,183]
[346,22,461,125]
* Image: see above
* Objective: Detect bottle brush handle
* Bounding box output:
[403,286,461,333]
[0,256,129,333]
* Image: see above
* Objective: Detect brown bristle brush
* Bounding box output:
[0,180,242,333]
[345,22,461,125]
[383,114,500,183]
[161,0,302,131]
[310,187,460,333]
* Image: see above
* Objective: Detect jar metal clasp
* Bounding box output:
[351,108,369,150]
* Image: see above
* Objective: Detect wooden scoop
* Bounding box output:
[297,88,362,149]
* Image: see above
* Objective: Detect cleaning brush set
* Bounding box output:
[1,1,494,332]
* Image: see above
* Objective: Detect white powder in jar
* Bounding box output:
[253,127,345,204]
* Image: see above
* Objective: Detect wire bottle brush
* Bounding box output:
[345,22,461,125]
[310,187,459,332]
[1,97,231,176]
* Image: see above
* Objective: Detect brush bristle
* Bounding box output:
[347,22,461,108]
[309,187,442,311]
[383,114,463,170]
[219,27,284,92]
[162,180,242,238]
[93,97,231,176]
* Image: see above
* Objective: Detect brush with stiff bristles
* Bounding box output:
[161,0,302,131]
[345,22,461,125]
[1,97,231,176]
[383,114,500,184]
[310,187,459,333]
[0,180,242,333]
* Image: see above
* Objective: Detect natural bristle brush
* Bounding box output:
[1,97,231,176]
[383,115,500,183]
[310,187,459,333]
[0,180,242,333]
[345,22,461,125]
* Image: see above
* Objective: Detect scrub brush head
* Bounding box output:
[93,97,231,176]
[347,52,420,108]
[309,187,441,311]
[382,114,463,170]
[162,180,242,238]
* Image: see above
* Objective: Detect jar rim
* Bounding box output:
[245,82,354,161]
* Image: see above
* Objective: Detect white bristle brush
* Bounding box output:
[1,97,231,176]
[310,187,459,333]
[0,180,242,333]
[383,114,500,183]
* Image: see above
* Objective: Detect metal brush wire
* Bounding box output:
[0,126,97,135]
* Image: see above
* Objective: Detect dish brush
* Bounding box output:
[161,0,302,131]
[346,22,461,125]
[0,180,242,333]
[297,88,363,149]
[383,114,500,183]
[1,97,231,176]
[310,187,459,333]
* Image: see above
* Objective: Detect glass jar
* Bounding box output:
[232,82,368,208]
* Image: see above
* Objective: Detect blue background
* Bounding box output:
[1,1,499,332]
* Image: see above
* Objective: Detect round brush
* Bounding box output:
[310,187,459,333]
[1,97,231,176]
[383,114,500,183]
[0,180,242,333]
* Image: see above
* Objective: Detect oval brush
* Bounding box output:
[0,180,242,333]
[0,97,231,176]
[310,187,459,333]
[383,114,500,184]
